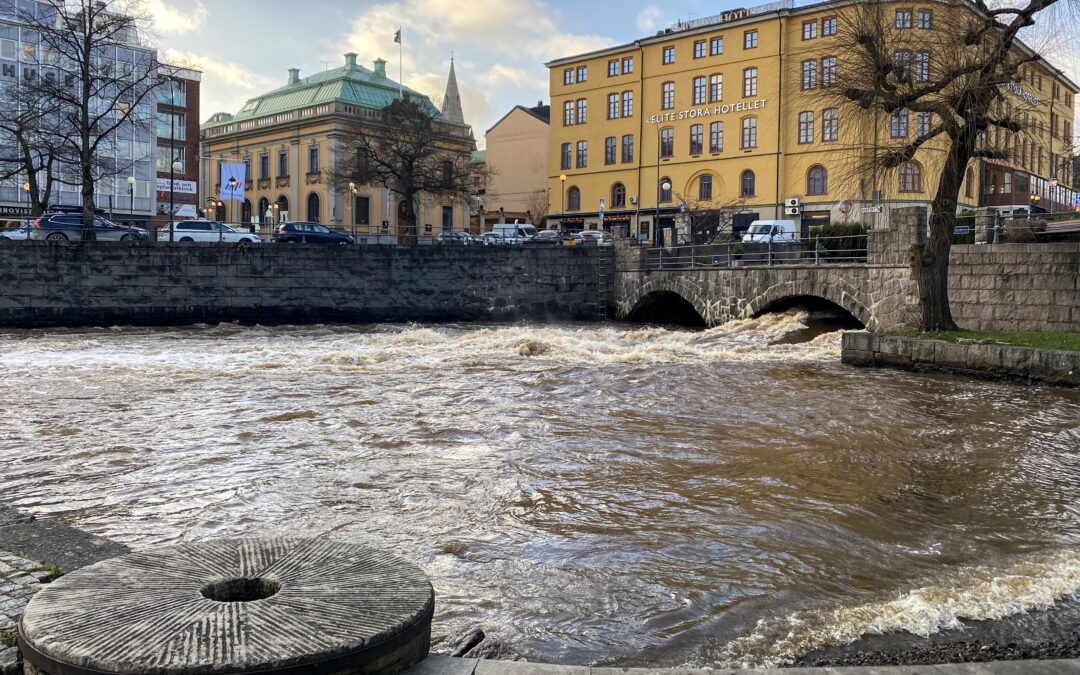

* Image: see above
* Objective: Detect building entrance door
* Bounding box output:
[656,217,676,247]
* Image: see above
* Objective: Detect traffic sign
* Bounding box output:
[954,225,970,235]
[861,206,882,214]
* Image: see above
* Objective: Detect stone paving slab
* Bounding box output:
[0,518,129,573]
[0,506,30,529]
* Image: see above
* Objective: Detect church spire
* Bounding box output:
[440,57,465,124]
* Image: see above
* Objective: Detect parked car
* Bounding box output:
[1,222,32,240]
[274,222,354,244]
[436,231,475,245]
[533,229,563,243]
[29,214,149,241]
[576,229,612,246]
[491,222,538,244]
[477,232,506,245]
[159,221,260,243]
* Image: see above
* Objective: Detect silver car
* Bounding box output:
[29,214,149,241]
[159,220,260,243]
[0,222,32,240]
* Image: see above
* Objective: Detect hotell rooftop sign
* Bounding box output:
[670,0,794,31]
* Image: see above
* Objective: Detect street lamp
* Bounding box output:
[1049,176,1058,216]
[126,177,136,226]
[347,182,358,236]
[168,160,183,241]
[559,174,566,224]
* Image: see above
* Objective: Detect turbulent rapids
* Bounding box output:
[1,311,1078,668]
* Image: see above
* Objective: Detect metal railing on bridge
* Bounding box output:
[646,234,869,269]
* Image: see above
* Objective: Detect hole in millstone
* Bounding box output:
[200,577,281,603]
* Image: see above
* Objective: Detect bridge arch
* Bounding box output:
[745,279,873,329]
[620,277,712,327]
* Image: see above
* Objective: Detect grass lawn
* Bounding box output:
[888,329,1080,352]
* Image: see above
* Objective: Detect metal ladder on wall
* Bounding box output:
[596,249,609,321]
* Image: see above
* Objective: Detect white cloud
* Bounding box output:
[636,5,666,34]
[161,49,277,119]
[145,0,208,35]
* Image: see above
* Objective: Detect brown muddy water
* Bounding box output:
[0,311,1078,668]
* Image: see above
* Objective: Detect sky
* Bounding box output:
[146,0,1080,149]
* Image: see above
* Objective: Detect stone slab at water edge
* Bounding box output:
[841,333,1080,387]
[18,538,434,675]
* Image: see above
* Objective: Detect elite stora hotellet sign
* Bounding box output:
[649,99,769,125]
[669,0,794,32]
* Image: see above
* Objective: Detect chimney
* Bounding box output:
[344,53,358,70]
[373,58,387,78]
[287,68,300,85]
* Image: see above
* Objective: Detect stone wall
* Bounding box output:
[948,243,1080,332]
[842,333,1080,387]
[0,242,606,328]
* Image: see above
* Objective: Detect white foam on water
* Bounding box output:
[709,549,1080,669]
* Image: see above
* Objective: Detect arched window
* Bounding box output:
[306,192,321,222]
[611,183,626,208]
[807,165,827,195]
[567,186,581,211]
[258,197,269,222]
[740,170,755,197]
[659,177,672,203]
[241,199,252,223]
[898,162,921,193]
[699,175,713,201]
[965,167,974,198]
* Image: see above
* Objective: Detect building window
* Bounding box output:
[659,178,672,203]
[802,60,817,89]
[564,68,574,85]
[899,162,921,192]
[743,67,757,97]
[662,81,674,109]
[710,36,723,55]
[894,51,911,82]
[822,17,837,35]
[622,91,633,117]
[896,9,912,28]
[915,52,929,82]
[308,146,319,172]
[821,57,836,87]
[891,108,908,138]
[802,21,817,40]
[608,59,620,77]
[917,9,932,28]
[741,170,755,197]
[822,108,838,141]
[694,40,707,58]
[612,183,626,208]
[576,141,588,168]
[693,76,707,105]
[663,46,675,64]
[965,167,974,198]
[563,100,574,126]
[155,112,186,140]
[798,111,815,144]
[605,136,617,165]
[441,205,453,232]
[807,165,827,195]
[568,186,581,211]
[156,145,184,172]
[699,175,713,201]
[710,121,724,152]
[741,117,757,149]
[916,111,932,137]
[744,29,758,49]
[278,150,289,177]
[690,124,704,154]
[622,134,634,163]
[709,74,723,102]
[576,98,587,124]
[608,93,619,119]
[259,154,269,179]
[561,143,572,170]
[306,192,321,222]
[622,56,633,73]
[660,128,674,157]
[577,66,587,82]
[355,196,370,225]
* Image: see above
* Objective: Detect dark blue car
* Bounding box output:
[274,222,354,244]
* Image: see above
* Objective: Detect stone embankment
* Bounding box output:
[842,333,1080,387]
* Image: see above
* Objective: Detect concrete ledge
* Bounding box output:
[841,333,1079,387]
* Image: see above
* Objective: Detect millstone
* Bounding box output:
[18,538,434,675]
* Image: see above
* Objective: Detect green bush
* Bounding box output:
[809,222,868,260]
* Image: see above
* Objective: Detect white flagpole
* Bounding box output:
[398,26,403,99]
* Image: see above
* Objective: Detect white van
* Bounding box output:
[742,219,797,243]
[491,221,539,244]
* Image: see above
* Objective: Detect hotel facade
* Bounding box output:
[546,0,1078,243]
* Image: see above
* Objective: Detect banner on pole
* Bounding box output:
[219,163,247,202]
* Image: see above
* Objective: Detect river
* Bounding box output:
[1,312,1078,668]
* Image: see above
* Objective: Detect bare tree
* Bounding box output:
[328,95,480,244]
[822,0,1072,330]
[0,83,71,215]
[673,190,752,244]
[8,0,173,239]
[523,189,549,228]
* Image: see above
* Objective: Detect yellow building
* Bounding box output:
[546,0,1077,243]
[200,54,474,239]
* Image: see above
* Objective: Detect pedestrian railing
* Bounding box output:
[645,234,870,269]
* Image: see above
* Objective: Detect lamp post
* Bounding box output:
[659,180,671,247]
[1049,176,1058,216]
[168,160,183,241]
[348,182,357,236]
[126,176,136,226]
[559,174,566,228]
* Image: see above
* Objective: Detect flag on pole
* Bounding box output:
[393,28,401,43]
[219,163,246,202]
